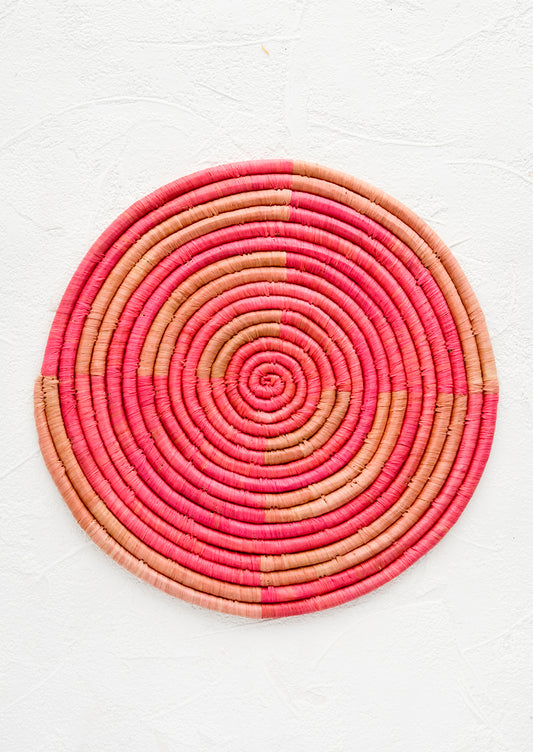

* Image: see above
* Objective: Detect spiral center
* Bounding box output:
[260,373,279,388]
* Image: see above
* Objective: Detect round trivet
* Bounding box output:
[35,160,498,617]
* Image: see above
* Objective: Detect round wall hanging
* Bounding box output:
[35,160,498,617]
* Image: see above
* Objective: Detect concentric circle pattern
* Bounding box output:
[35,160,498,617]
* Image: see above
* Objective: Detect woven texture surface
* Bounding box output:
[35,160,498,618]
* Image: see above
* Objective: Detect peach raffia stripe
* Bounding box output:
[35,159,498,618]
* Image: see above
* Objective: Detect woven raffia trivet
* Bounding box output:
[35,160,498,617]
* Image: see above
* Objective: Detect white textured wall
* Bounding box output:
[1,1,532,750]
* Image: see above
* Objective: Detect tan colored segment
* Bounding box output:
[260,390,394,512]
[134,261,286,378]
[259,392,464,583]
[291,162,497,393]
[263,390,350,462]
[290,172,481,388]
[148,251,287,378]
[206,317,282,379]
[36,375,262,604]
[83,199,290,376]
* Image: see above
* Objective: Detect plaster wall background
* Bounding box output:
[1,2,532,750]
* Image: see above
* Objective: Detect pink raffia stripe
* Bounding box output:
[35,159,498,617]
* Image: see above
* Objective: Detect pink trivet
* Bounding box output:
[35,160,498,617]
